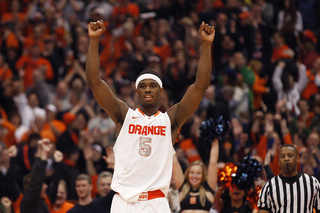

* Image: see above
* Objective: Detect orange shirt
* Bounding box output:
[197,0,224,12]
[153,43,172,65]
[179,138,201,163]
[1,119,16,148]
[252,73,268,110]
[90,174,99,199]
[12,193,51,213]
[271,44,294,62]
[15,55,54,89]
[0,66,13,81]
[2,12,25,23]
[111,3,140,20]
[301,70,318,100]
[51,201,74,213]
[4,32,20,49]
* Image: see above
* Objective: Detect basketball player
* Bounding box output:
[86,20,215,212]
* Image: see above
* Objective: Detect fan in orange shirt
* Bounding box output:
[51,180,74,213]
[15,43,54,89]
[0,54,13,81]
[271,31,295,63]
[1,0,26,24]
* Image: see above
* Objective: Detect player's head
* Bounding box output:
[184,161,207,188]
[135,70,163,89]
[135,70,164,108]
[278,144,299,175]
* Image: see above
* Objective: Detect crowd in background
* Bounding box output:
[0,0,320,212]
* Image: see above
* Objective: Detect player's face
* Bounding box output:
[136,79,163,107]
[188,165,203,188]
[97,176,112,197]
[76,180,92,199]
[278,147,299,175]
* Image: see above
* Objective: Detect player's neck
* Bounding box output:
[138,106,159,116]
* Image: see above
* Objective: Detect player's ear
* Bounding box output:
[160,87,164,93]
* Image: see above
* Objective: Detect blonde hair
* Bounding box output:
[179,161,208,207]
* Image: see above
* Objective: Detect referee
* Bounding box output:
[258,144,320,213]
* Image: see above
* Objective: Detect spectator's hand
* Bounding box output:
[19,68,25,78]
[88,20,106,38]
[274,114,281,123]
[264,120,274,137]
[7,145,17,158]
[265,87,270,93]
[37,139,53,160]
[254,110,264,122]
[103,147,115,169]
[278,61,286,69]
[1,196,12,212]
[198,22,215,43]
[53,150,63,162]
[83,143,93,161]
[264,150,272,166]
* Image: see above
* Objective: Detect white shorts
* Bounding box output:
[110,193,171,213]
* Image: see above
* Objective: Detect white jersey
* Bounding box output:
[111,108,175,203]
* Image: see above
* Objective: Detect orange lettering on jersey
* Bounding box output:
[129,124,135,134]
[154,126,159,135]
[135,125,142,134]
[160,126,165,135]
[128,124,166,136]
[141,126,147,135]
[148,126,153,134]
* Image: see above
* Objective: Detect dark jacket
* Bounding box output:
[20,157,61,213]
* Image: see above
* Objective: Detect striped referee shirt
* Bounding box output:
[258,173,320,213]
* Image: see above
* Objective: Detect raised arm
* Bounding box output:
[86,20,128,124]
[168,22,215,130]
[272,61,284,93]
[207,139,219,191]
[171,153,185,190]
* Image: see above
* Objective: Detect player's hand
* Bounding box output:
[198,22,215,43]
[88,20,106,38]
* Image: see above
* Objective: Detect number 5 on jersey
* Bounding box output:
[139,137,152,156]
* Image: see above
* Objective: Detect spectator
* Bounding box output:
[67,174,115,213]
[51,180,74,213]
[277,0,303,54]
[174,138,219,212]
[272,60,308,115]
[20,138,63,213]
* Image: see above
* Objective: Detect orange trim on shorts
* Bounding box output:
[138,190,164,201]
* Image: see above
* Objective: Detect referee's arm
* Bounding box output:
[258,210,270,213]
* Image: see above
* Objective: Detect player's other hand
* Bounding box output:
[198,22,215,43]
[88,20,106,38]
